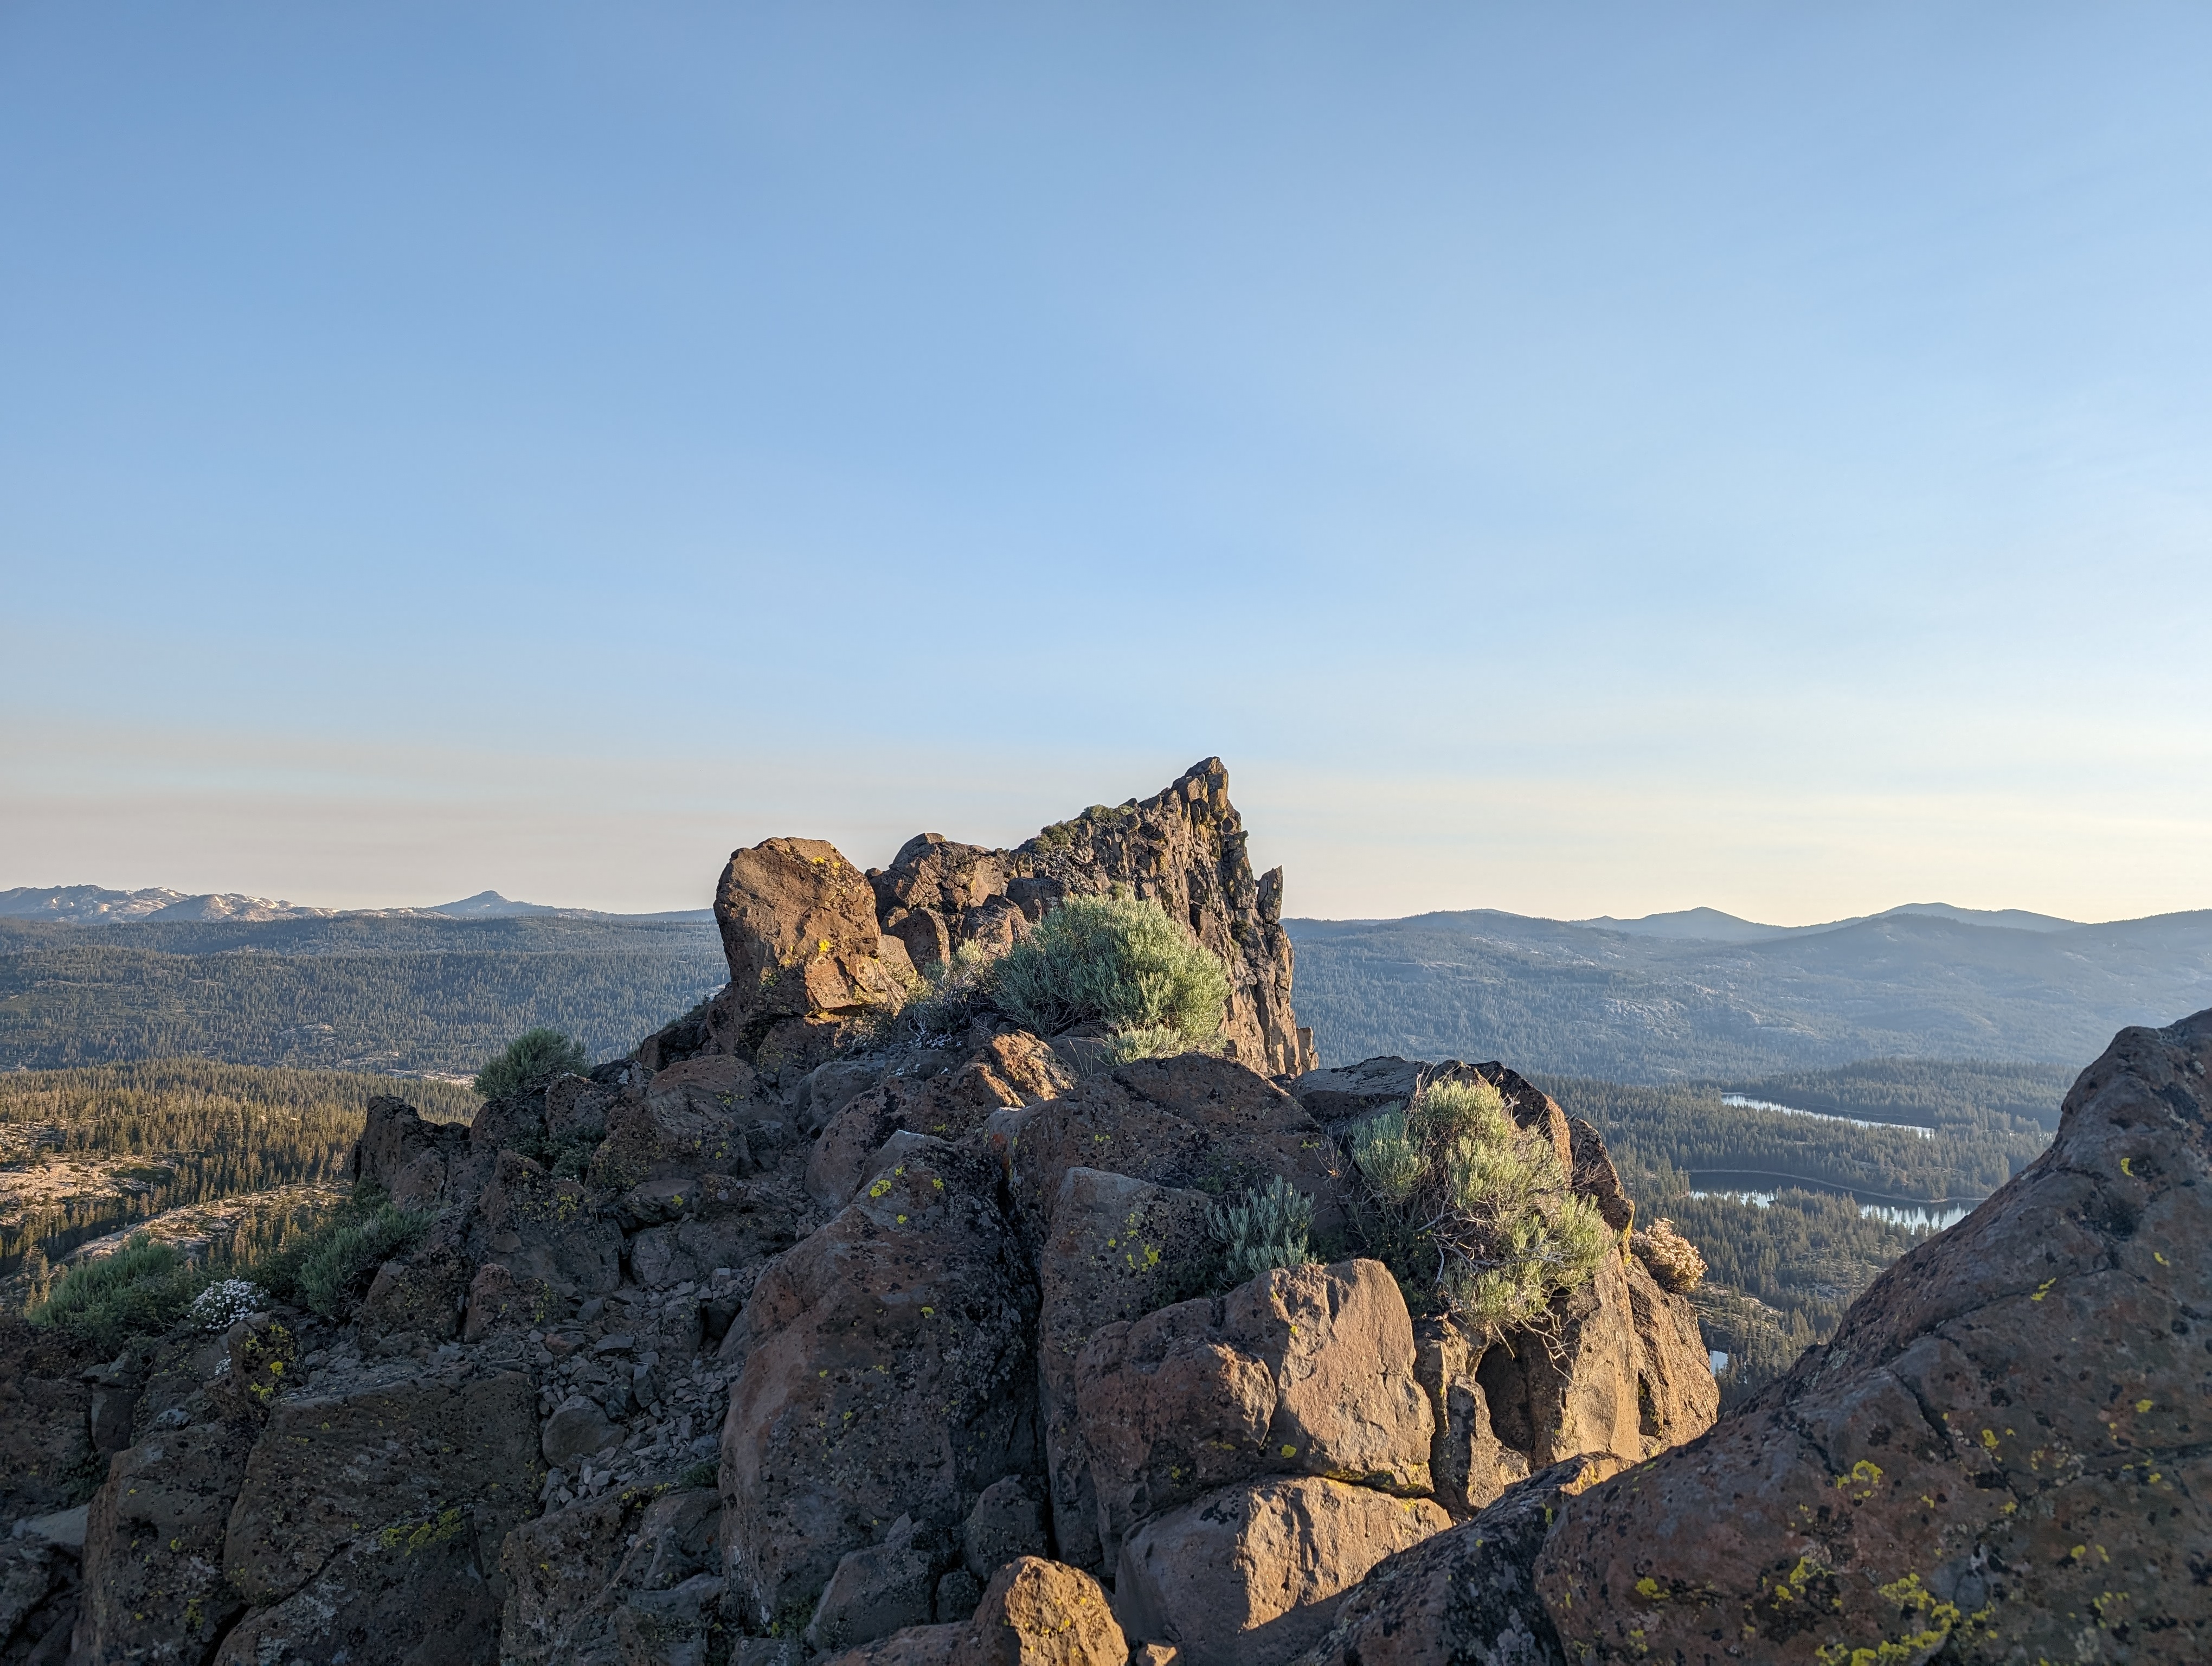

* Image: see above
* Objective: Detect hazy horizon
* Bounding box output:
[6,7,2209,924]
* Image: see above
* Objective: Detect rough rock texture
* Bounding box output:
[720,1140,1039,1629]
[499,1486,723,1665]
[807,1514,955,1653]
[867,761,1315,1076]
[1289,1459,1612,1666]
[355,1092,480,1214]
[0,1318,95,1526]
[0,770,1755,1666]
[1034,1168,1217,1570]
[1534,1005,2212,1663]
[1007,1054,1346,1247]
[223,1368,538,1606]
[1115,1477,1451,1666]
[1076,1260,1435,1565]
[73,1417,256,1664]
[212,1526,500,1666]
[693,837,917,1086]
[821,1557,1127,1666]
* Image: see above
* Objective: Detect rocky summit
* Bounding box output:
[0,760,2202,1665]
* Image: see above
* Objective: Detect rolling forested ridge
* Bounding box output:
[0,1061,478,1303]
[0,915,725,1073]
[1287,906,2212,1078]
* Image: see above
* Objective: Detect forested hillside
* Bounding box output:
[0,1061,478,1303]
[1538,1062,2066,1406]
[0,915,724,1073]
[1288,907,2212,1079]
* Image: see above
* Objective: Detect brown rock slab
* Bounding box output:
[719,1140,1039,1628]
[1075,1260,1434,1565]
[820,1557,1127,1666]
[974,1555,1128,1666]
[1114,1477,1450,1666]
[1290,1458,1609,1666]
[1413,1319,1531,1518]
[1034,1168,1216,1569]
[210,1521,499,1666]
[806,1514,952,1653]
[353,1094,471,1202]
[0,1317,97,1526]
[223,1368,538,1605]
[74,1417,256,1664]
[1535,1006,2212,1663]
[1006,1053,1346,1248]
[499,1487,723,1666]
[478,1151,622,1298]
[699,836,911,1078]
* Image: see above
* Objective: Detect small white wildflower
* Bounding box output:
[190,1278,269,1332]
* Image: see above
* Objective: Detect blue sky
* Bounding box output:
[4,4,2208,920]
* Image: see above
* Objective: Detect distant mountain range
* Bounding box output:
[1573,901,2084,940]
[7,882,2208,1085]
[1287,904,2212,1080]
[0,885,711,925]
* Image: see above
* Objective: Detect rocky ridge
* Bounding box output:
[16,761,2196,1663]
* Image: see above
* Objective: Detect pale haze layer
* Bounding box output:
[3,5,2208,923]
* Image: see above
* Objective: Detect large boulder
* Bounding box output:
[1114,1477,1451,1666]
[1289,1459,1612,1666]
[0,1316,97,1527]
[1076,1260,1434,1566]
[1034,1168,1217,1569]
[820,1556,1127,1666]
[1005,1054,1347,1247]
[211,1522,499,1666]
[499,1486,723,1665]
[806,1513,956,1654]
[720,1140,1040,1629]
[698,837,916,1082]
[353,1094,473,1210]
[478,1151,623,1299]
[1535,1006,2212,1662]
[222,1369,539,1607]
[73,1417,256,1664]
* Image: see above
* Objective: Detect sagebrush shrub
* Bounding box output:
[988,894,1229,1044]
[241,1187,430,1319]
[474,1028,588,1100]
[1347,1075,1611,1338]
[29,1235,205,1351]
[1208,1175,1318,1285]
[1630,1217,1707,1293]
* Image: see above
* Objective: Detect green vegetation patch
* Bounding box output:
[28,1233,204,1352]
[254,1189,432,1319]
[1345,1077,1609,1336]
[988,894,1230,1045]
[473,1027,588,1100]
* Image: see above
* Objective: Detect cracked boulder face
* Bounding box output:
[1115,1477,1452,1666]
[1075,1260,1436,1568]
[1006,1053,1347,1248]
[1534,1005,2212,1664]
[719,1139,1040,1630]
[693,837,917,1086]
[223,1368,539,1608]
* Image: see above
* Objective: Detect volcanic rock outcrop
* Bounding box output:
[1297,1004,2212,1666]
[650,758,1317,1083]
[12,757,2020,1666]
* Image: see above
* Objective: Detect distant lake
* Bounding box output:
[1689,1171,1975,1232]
[1720,1092,1934,1138]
